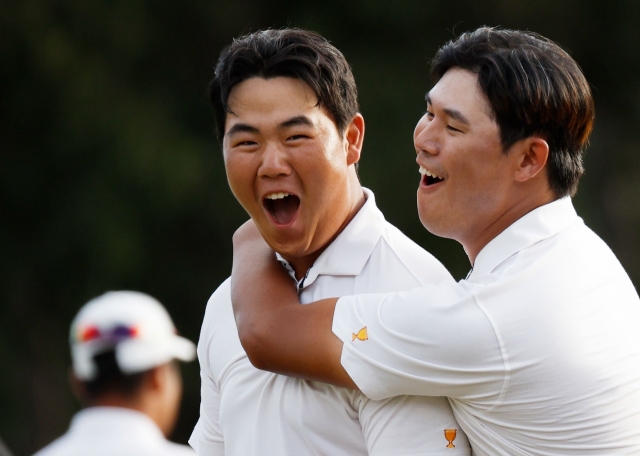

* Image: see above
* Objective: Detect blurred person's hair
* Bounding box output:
[209,28,359,141]
[431,27,595,198]
[81,350,149,401]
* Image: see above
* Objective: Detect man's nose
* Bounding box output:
[413,115,439,156]
[258,143,292,178]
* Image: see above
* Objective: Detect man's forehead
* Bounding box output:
[428,68,478,101]
[227,76,319,112]
[225,78,341,135]
[426,68,493,121]
[225,79,323,127]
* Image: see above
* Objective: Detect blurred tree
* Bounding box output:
[1,0,638,454]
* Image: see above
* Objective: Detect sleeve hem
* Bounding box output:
[188,431,224,456]
[333,296,389,400]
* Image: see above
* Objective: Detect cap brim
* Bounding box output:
[171,335,196,362]
[116,335,196,375]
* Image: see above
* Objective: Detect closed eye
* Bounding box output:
[286,134,309,141]
[229,138,260,149]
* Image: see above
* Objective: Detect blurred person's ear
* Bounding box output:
[145,362,183,437]
[68,368,88,405]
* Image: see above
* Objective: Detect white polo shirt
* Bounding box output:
[333,197,640,455]
[33,407,195,456]
[190,188,471,455]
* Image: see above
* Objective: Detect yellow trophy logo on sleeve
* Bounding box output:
[352,326,368,341]
[444,429,457,448]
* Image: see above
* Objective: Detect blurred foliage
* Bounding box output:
[1,0,639,454]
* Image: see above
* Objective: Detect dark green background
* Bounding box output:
[2,1,639,454]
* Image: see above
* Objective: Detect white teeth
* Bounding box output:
[419,166,442,180]
[265,192,291,200]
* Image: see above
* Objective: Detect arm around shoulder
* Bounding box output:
[333,283,506,401]
[230,221,356,388]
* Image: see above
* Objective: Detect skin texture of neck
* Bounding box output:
[281,173,366,280]
[463,184,556,265]
[79,363,180,438]
[90,393,147,413]
[89,388,169,434]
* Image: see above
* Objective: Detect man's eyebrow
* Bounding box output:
[226,123,259,137]
[443,108,471,125]
[226,116,314,137]
[425,93,471,125]
[279,115,314,129]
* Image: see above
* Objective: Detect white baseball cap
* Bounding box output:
[70,291,196,381]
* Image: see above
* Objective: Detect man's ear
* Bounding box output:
[513,137,549,183]
[69,369,87,404]
[146,365,165,392]
[344,113,365,166]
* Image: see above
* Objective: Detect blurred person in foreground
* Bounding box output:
[231,27,640,454]
[189,29,471,455]
[34,291,196,456]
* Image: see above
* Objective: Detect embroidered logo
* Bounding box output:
[444,429,457,448]
[351,327,368,341]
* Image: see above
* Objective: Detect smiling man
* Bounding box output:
[189,29,470,455]
[231,28,640,454]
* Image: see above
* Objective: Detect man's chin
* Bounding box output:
[418,213,453,239]
[278,242,315,257]
[263,235,309,258]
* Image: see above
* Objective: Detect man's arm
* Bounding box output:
[230,220,356,389]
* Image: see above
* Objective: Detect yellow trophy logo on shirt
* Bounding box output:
[352,326,368,341]
[444,429,457,448]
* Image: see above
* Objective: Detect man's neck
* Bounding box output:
[283,187,367,281]
[464,191,556,265]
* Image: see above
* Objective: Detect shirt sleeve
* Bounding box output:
[332,282,506,406]
[358,393,471,455]
[189,320,225,455]
[189,369,224,455]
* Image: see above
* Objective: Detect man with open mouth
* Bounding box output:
[230,27,640,454]
[188,29,471,455]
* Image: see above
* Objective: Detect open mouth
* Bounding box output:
[419,166,444,186]
[263,192,301,225]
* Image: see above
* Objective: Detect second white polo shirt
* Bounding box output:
[333,197,640,455]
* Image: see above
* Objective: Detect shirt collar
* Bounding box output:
[69,406,165,440]
[276,187,387,289]
[469,197,580,279]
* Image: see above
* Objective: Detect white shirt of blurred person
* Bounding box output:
[230,28,640,454]
[33,291,197,456]
[189,29,470,456]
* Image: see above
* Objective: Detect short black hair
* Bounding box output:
[209,28,359,142]
[431,27,595,197]
[81,350,148,401]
